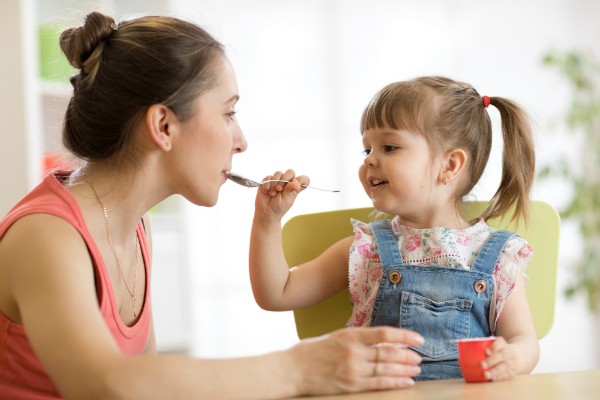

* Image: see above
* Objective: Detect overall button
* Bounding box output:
[388,271,402,285]
[474,280,487,293]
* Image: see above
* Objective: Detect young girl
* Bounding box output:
[0,12,424,399]
[250,76,539,382]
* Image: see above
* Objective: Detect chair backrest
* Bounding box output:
[282,201,560,340]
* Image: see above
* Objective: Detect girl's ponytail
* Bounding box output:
[481,97,535,225]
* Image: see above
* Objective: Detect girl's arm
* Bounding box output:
[249,169,351,311]
[1,214,423,399]
[482,268,540,381]
[250,225,353,310]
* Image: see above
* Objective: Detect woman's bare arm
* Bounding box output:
[1,213,423,399]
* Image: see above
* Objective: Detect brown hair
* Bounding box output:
[360,76,535,224]
[60,12,225,163]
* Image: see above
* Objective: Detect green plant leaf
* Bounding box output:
[541,49,600,311]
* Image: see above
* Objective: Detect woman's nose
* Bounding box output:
[234,129,248,154]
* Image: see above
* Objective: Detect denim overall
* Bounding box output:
[369,220,516,380]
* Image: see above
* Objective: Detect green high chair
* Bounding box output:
[281,201,560,340]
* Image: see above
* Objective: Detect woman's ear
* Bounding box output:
[439,148,468,185]
[145,104,175,151]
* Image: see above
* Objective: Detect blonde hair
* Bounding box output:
[360,76,535,224]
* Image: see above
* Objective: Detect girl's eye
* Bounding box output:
[362,148,372,156]
[383,145,398,152]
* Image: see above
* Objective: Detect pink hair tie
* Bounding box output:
[482,96,491,108]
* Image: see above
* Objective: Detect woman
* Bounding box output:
[0,12,423,399]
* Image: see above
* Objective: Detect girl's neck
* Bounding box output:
[394,209,472,230]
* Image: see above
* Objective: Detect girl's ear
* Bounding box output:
[145,104,176,151]
[439,148,468,185]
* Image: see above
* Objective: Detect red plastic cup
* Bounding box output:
[456,336,496,382]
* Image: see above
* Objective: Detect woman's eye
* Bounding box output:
[226,111,237,120]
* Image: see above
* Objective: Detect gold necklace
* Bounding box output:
[87,180,139,318]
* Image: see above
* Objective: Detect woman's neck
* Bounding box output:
[66,164,157,241]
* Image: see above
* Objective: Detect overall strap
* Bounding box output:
[470,230,517,275]
[371,219,403,266]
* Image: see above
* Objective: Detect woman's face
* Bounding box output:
[171,56,248,206]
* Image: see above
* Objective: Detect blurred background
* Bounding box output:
[2,0,599,374]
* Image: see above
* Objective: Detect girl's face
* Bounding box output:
[359,127,445,227]
[171,56,248,206]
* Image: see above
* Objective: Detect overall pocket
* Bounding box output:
[400,291,472,359]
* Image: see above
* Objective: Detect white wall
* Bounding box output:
[0,0,42,216]
[4,0,599,374]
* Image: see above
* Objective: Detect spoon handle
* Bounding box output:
[260,179,339,192]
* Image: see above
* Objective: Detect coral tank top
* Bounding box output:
[0,172,151,399]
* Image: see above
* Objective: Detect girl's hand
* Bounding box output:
[289,327,424,395]
[254,169,309,219]
[485,267,540,381]
[481,336,519,381]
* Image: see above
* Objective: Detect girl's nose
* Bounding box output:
[364,151,377,167]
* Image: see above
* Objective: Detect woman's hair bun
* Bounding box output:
[59,12,117,69]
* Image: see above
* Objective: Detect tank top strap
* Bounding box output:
[371,219,403,266]
[470,230,517,275]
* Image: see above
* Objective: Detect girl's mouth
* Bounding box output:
[369,177,388,187]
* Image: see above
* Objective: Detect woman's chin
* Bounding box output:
[203,196,219,207]
[187,193,219,208]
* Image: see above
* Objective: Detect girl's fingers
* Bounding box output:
[487,336,506,353]
[260,170,311,193]
[486,362,511,381]
[280,169,306,193]
[482,337,507,369]
[280,169,295,183]
[295,174,310,189]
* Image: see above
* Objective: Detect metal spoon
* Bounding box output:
[227,172,340,192]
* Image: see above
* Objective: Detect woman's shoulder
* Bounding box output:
[1,213,88,261]
[0,213,92,323]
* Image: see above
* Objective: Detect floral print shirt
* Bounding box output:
[346,217,533,332]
